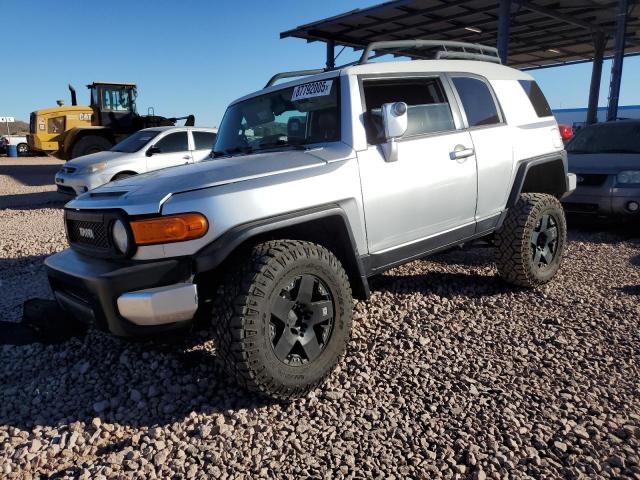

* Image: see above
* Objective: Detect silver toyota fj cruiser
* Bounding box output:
[46,41,576,399]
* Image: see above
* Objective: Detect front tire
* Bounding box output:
[495,193,567,287]
[212,240,353,400]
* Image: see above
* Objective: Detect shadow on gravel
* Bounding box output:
[373,270,514,298]
[0,299,87,345]
[1,309,277,431]
[566,215,640,240]
[615,285,640,296]
[0,163,62,186]
[0,191,66,210]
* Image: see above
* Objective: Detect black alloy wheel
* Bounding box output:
[530,212,559,269]
[269,274,335,366]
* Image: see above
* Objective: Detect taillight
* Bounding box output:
[558,124,573,142]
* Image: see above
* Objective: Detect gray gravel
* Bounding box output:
[1,157,639,479]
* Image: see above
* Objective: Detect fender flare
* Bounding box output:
[505,151,569,209]
[193,204,370,299]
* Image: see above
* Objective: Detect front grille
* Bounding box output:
[67,219,109,249]
[64,209,131,258]
[576,174,608,187]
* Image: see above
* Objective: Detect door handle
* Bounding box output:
[450,145,475,160]
[182,155,191,160]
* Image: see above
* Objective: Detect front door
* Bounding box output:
[357,75,478,256]
[146,131,192,172]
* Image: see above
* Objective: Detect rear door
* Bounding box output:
[191,130,217,162]
[450,75,513,223]
[146,131,191,172]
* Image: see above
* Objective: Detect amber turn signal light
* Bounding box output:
[130,213,209,246]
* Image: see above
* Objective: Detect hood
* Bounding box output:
[66,150,126,168]
[568,152,640,174]
[66,144,355,214]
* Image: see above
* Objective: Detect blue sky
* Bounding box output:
[2,0,639,127]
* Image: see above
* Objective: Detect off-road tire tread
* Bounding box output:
[212,240,353,400]
[495,193,566,288]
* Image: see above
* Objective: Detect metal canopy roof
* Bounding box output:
[281,0,640,69]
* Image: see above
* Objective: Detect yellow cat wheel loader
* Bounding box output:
[27,82,195,159]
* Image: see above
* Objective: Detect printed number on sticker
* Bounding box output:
[291,80,333,101]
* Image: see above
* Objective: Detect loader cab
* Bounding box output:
[88,82,138,133]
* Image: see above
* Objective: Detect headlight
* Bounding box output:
[617,170,640,184]
[112,219,131,254]
[81,162,107,174]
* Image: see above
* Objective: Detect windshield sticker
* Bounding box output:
[291,80,333,101]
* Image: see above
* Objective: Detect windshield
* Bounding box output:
[214,78,340,157]
[110,130,161,153]
[567,123,640,154]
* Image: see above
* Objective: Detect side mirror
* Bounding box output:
[146,146,161,157]
[381,102,408,162]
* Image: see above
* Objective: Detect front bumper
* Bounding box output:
[54,171,107,196]
[561,180,640,216]
[45,249,196,337]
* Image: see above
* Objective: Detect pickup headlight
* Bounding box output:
[81,162,107,174]
[617,170,640,185]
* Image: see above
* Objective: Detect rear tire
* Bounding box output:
[212,240,353,400]
[70,135,112,159]
[17,143,29,156]
[495,193,567,287]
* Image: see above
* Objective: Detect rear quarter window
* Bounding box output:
[519,80,553,118]
[451,77,501,127]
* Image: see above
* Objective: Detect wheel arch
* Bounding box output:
[194,205,370,299]
[506,152,569,209]
[111,171,137,181]
[62,127,115,157]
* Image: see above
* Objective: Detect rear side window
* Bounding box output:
[518,80,553,117]
[452,77,501,127]
[362,77,455,144]
[193,131,217,150]
[154,132,188,153]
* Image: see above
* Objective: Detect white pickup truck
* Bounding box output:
[1,135,29,155]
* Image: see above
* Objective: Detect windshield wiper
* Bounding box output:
[253,143,310,152]
[212,146,255,158]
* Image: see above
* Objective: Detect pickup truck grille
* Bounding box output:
[67,218,109,249]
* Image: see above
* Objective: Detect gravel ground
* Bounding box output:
[1,157,639,479]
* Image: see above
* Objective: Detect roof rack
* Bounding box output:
[358,40,501,65]
[265,69,326,88]
[265,40,501,88]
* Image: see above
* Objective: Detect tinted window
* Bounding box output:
[566,123,640,154]
[452,77,500,127]
[154,132,188,153]
[363,78,455,144]
[193,131,217,150]
[519,80,552,117]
